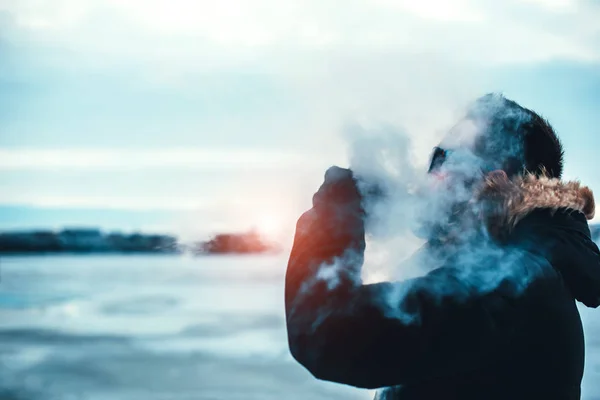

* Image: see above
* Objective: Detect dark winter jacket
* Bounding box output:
[285,169,600,400]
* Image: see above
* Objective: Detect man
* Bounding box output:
[285,94,600,399]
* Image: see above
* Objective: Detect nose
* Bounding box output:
[431,171,449,181]
[427,171,450,191]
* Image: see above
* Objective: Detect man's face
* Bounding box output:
[416,96,527,239]
[414,117,493,240]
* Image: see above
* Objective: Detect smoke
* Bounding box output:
[342,123,426,284]
[345,124,421,240]
[289,94,548,333]
[315,248,364,291]
[340,94,543,313]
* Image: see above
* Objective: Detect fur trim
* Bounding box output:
[478,171,595,234]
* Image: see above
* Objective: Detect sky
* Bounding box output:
[0,0,599,240]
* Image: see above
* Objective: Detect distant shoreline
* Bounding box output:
[0,229,179,255]
[0,251,184,256]
[0,227,283,256]
[0,252,283,258]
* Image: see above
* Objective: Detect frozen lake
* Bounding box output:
[0,255,599,399]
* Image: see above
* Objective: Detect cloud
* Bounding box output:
[0,148,308,171]
[2,0,599,69]
[2,0,597,155]
[0,193,209,211]
[0,0,598,231]
[2,1,598,145]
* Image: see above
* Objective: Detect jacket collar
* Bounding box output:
[477,171,595,237]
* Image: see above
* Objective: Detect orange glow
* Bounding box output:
[255,213,283,237]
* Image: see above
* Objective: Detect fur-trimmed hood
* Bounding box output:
[478,171,595,234]
[478,171,600,308]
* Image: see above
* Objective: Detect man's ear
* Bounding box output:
[502,156,524,178]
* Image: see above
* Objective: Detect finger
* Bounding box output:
[314,168,361,208]
[324,166,353,184]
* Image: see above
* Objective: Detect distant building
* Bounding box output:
[196,230,281,255]
[0,230,61,252]
[0,229,180,254]
[59,228,107,251]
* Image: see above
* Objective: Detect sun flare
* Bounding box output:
[255,213,283,237]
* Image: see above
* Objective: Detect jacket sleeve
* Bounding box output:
[285,202,524,389]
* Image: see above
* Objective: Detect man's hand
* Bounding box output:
[287,166,366,306]
[312,166,363,215]
[293,166,365,264]
[293,166,365,252]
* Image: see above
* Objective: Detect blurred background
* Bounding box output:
[1,0,599,399]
